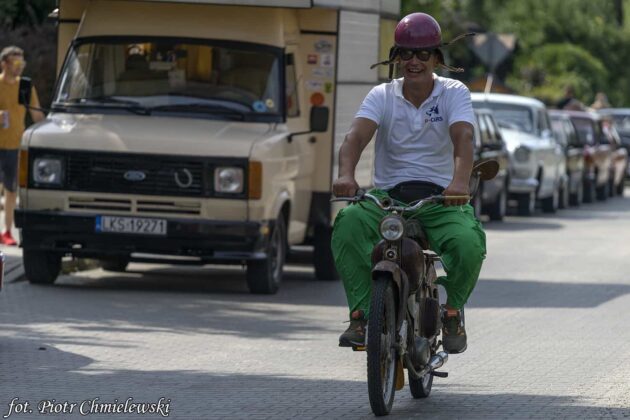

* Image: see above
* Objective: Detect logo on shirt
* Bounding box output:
[425,104,443,123]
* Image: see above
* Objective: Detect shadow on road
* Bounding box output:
[468,278,630,308]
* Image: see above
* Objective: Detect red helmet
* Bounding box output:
[394,13,442,50]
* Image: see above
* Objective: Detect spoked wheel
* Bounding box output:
[367,277,397,416]
[409,368,433,398]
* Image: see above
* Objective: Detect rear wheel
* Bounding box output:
[367,277,397,416]
[409,369,433,398]
[100,257,129,272]
[313,225,339,281]
[247,216,286,294]
[23,249,61,285]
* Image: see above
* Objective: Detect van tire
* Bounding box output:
[247,216,286,294]
[23,249,61,285]
[313,225,339,281]
[100,257,129,272]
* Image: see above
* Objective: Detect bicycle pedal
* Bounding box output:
[431,371,448,378]
[352,346,366,352]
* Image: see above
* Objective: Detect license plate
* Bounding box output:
[96,216,167,236]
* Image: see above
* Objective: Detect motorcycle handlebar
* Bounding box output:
[331,192,470,212]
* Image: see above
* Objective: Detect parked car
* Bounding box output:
[598,108,630,158]
[564,111,613,202]
[548,110,585,206]
[471,93,566,215]
[472,108,510,220]
[600,117,628,196]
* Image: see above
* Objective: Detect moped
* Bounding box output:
[332,159,498,416]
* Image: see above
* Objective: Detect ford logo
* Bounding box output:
[124,170,146,182]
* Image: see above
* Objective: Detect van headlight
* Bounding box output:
[380,216,404,241]
[514,146,531,162]
[214,167,244,193]
[33,157,64,186]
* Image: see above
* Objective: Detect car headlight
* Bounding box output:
[214,167,244,193]
[33,157,64,186]
[379,216,404,241]
[514,146,531,162]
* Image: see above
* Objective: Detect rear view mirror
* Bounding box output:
[310,106,329,133]
[18,77,32,107]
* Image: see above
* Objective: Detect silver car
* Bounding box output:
[471,93,567,216]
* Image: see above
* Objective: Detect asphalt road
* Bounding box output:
[1,191,629,419]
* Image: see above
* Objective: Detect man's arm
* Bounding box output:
[444,121,474,206]
[332,117,378,197]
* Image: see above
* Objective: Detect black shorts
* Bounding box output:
[0,149,19,193]
[387,180,445,203]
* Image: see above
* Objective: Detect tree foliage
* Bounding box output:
[402,0,630,106]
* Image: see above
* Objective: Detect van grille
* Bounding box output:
[65,151,205,197]
[68,196,202,216]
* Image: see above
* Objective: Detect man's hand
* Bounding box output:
[443,180,470,206]
[333,176,360,197]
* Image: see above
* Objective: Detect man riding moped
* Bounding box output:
[332,12,486,354]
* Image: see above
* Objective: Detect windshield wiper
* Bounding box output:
[58,96,151,115]
[148,103,247,120]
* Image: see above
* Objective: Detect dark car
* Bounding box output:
[548,110,585,206]
[598,108,630,181]
[472,108,510,220]
[564,111,613,202]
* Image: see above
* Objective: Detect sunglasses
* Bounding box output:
[398,49,434,62]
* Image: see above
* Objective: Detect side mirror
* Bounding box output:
[18,77,32,107]
[310,106,329,133]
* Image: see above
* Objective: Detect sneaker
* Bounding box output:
[339,310,367,347]
[441,306,467,354]
[0,230,17,246]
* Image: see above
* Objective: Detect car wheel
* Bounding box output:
[569,180,582,206]
[558,180,570,209]
[516,192,535,216]
[616,179,625,196]
[23,249,61,285]
[487,186,507,221]
[541,187,559,213]
[313,225,339,281]
[583,179,595,203]
[596,181,609,201]
[246,215,286,294]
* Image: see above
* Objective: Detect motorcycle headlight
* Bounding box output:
[379,216,404,241]
[214,167,244,193]
[32,157,64,186]
[514,146,531,162]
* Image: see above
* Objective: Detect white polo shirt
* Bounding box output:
[355,74,475,189]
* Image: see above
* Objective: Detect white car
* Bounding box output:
[471,93,567,215]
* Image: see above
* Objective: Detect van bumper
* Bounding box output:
[15,210,271,263]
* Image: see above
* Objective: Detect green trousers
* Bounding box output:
[331,189,486,316]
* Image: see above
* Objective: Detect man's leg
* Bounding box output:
[4,190,16,232]
[0,150,19,245]
[415,203,486,352]
[331,193,386,346]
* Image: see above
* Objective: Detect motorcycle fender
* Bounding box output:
[372,260,403,292]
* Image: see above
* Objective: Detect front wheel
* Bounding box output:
[23,249,61,285]
[367,277,397,416]
[246,216,286,294]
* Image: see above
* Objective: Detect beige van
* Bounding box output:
[16,0,399,293]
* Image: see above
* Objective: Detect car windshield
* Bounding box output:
[473,102,534,134]
[55,37,283,122]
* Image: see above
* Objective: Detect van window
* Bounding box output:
[285,53,299,118]
[571,118,596,145]
[55,38,284,122]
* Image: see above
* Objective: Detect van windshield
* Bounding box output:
[55,37,283,122]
